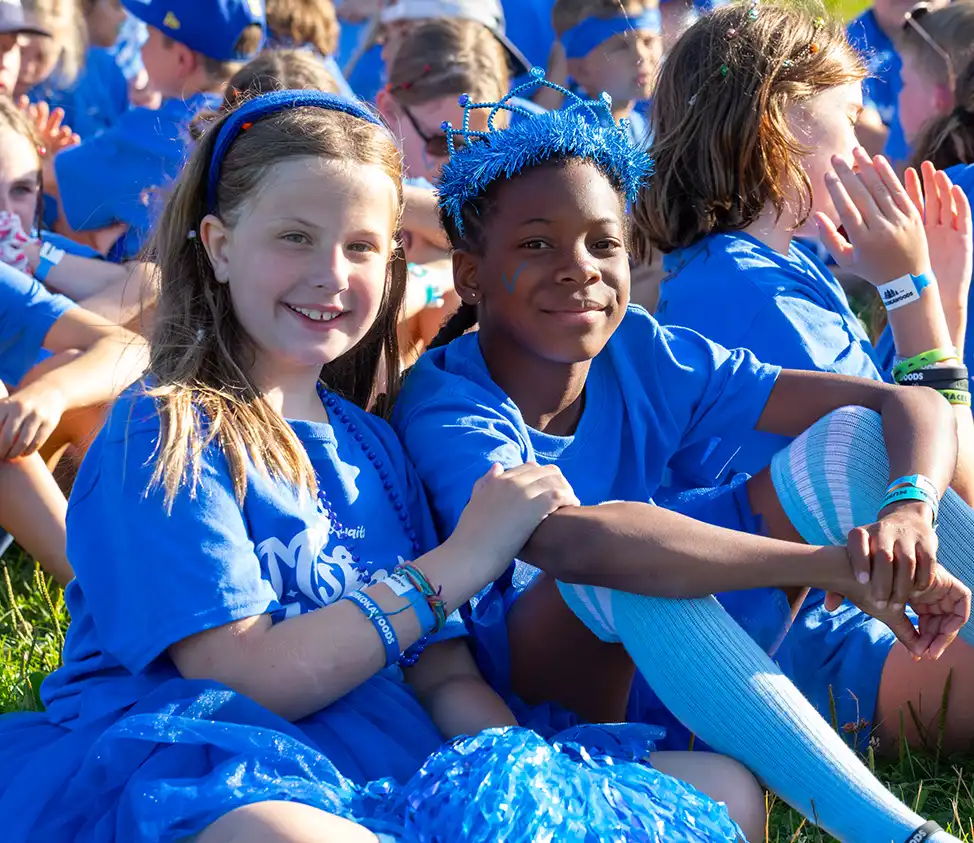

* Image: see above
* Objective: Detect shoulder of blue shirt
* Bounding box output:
[54,91,221,245]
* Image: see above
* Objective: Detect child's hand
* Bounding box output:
[815,148,931,287]
[17,97,80,194]
[0,210,32,274]
[451,462,580,578]
[17,97,80,158]
[0,384,66,459]
[905,161,973,312]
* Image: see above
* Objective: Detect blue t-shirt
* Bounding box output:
[655,232,884,480]
[393,304,779,560]
[41,386,460,727]
[54,92,220,260]
[0,261,74,386]
[337,18,385,103]
[28,47,130,140]
[847,9,909,164]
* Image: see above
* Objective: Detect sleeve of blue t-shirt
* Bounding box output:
[0,262,75,385]
[66,391,282,675]
[620,312,781,452]
[394,369,532,540]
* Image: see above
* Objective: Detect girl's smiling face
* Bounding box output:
[0,126,40,233]
[455,160,630,366]
[201,156,400,387]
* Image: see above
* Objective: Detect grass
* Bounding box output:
[1,545,971,839]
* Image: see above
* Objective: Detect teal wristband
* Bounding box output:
[886,474,940,500]
[880,486,939,525]
[35,241,65,283]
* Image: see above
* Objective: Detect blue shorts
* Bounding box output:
[643,477,897,751]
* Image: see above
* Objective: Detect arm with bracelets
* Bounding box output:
[815,151,974,501]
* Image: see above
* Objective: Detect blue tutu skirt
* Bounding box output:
[0,676,743,842]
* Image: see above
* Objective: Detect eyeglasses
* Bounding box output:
[903,2,956,91]
[0,33,30,54]
[397,103,464,159]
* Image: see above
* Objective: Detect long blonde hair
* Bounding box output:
[148,103,408,508]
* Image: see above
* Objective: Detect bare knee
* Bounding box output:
[194,801,379,843]
[651,751,767,842]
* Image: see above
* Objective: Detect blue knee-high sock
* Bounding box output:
[771,405,974,649]
[557,582,959,843]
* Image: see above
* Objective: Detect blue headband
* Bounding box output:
[206,90,383,214]
[437,68,653,236]
[561,11,662,59]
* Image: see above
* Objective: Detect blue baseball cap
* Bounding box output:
[120,0,265,62]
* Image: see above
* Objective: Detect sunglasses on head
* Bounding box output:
[902,2,956,91]
[398,103,465,159]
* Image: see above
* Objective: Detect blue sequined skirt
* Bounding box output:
[0,676,743,842]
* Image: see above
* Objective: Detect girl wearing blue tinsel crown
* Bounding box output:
[0,88,759,843]
[392,60,974,842]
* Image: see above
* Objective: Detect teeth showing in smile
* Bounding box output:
[289,305,340,322]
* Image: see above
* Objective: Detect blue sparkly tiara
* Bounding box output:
[437,67,653,236]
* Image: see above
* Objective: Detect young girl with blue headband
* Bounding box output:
[638,3,974,756]
[393,67,974,843]
[539,0,660,144]
[0,89,766,843]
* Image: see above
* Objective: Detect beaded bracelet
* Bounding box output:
[892,348,960,382]
[397,562,448,634]
[939,388,972,407]
[344,589,402,668]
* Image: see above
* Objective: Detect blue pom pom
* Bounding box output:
[457,94,470,106]
[392,728,744,842]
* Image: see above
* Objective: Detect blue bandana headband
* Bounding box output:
[561,10,662,59]
[437,67,653,236]
[206,90,383,214]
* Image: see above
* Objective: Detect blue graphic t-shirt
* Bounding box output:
[656,232,884,481]
[41,386,461,727]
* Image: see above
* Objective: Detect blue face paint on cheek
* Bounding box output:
[502,262,527,293]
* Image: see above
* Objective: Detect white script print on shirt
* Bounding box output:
[256,510,400,618]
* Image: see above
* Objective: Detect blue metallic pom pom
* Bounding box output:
[393,728,743,842]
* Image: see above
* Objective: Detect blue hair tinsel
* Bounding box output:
[437,68,653,236]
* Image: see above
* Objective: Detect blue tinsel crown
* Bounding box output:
[437,67,654,236]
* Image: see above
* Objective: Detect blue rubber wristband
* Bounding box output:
[344,589,401,668]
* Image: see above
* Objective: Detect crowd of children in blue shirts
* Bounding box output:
[0,0,973,840]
